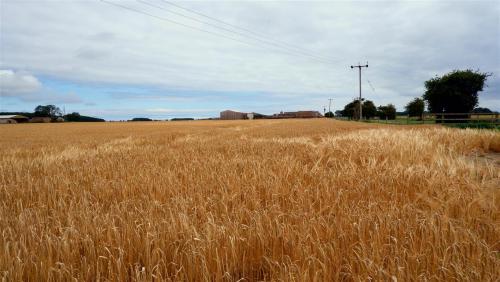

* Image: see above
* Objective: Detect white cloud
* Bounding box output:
[0,69,42,95]
[0,69,82,104]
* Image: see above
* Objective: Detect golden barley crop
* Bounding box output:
[0,119,499,281]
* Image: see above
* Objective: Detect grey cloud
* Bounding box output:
[106,91,190,104]
[87,32,116,41]
[76,47,111,60]
[20,91,83,104]
[1,0,499,110]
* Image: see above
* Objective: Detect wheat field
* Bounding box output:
[0,119,499,281]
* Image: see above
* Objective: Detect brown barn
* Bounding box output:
[275,111,322,118]
[296,111,323,118]
[220,110,247,120]
[30,117,52,123]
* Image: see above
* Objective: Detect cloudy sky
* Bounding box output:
[1,0,499,120]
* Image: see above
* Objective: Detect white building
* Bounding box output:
[0,115,29,124]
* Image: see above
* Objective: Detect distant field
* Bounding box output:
[1,119,499,280]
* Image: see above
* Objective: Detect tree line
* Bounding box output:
[36,105,105,122]
[0,105,105,122]
[333,69,494,120]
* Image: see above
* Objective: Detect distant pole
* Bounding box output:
[350,63,368,121]
[328,98,332,114]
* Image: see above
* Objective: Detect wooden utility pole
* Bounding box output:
[350,63,368,120]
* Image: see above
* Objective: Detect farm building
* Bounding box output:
[30,117,52,123]
[246,112,269,119]
[296,111,323,118]
[220,110,321,120]
[274,111,323,118]
[0,115,29,124]
[220,110,247,120]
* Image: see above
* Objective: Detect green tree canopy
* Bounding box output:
[341,100,357,118]
[64,112,81,122]
[405,98,425,117]
[341,99,377,119]
[363,100,377,119]
[34,105,62,118]
[377,104,396,120]
[423,70,490,113]
[130,117,153,122]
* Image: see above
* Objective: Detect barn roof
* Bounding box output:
[221,110,246,113]
[0,115,28,119]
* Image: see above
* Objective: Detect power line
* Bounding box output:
[137,0,339,64]
[101,0,337,65]
[162,0,275,39]
[367,79,376,93]
[101,0,261,48]
[157,0,341,64]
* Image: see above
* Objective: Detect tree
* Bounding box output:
[341,100,363,119]
[362,100,377,119]
[64,112,81,122]
[377,104,396,120]
[341,99,377,119]
[62,112,105,122]
[34,105,62,118]
[423,70,490,113]
[405,98,425,117]
[341,100,358,119]
[324,111,334,118]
